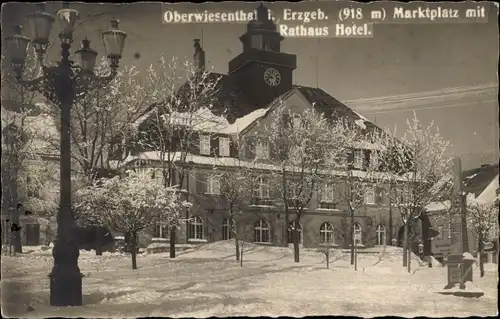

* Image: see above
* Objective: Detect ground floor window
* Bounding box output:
[354,222,362,245]
[189,216,204,240]
[320,222,335,244]
[376,224,386,245]
[222,218,233,240]
[254,219,271,243]
[154,223,169,238]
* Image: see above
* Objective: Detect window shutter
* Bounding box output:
[190,132,200,154]
[229,138,238,158]
[210,135,219,156]
[363,149,370,170]
[196,172,207,194]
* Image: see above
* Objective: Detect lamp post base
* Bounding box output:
[49,267,84,306]
[48,239,84,306]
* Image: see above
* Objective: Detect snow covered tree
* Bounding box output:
[377,112,452,272]
[1,52,44,253]
[328,122,384,266]
[466,202,498,277]
[137,54,221,258]
[216,146,260,261]
[75,170,185,269]
[263,102,355,263]
[37,58,148,254]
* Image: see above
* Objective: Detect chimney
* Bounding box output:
[193,39,205,78]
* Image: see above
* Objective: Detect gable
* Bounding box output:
[241,88,311,137]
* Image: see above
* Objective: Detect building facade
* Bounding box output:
[123,4,407,250]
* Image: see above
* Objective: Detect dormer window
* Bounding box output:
[353,150,363,169]
[219,137,230,157]
[255,140,269,159]
[200,134,211,155]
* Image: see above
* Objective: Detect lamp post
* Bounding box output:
[4,4,126,306]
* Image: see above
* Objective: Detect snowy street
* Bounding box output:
[1,242,497,318]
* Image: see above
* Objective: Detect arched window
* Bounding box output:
[254,219,271,243]
[287,221,303,244]
[320,222,335,244]
[154,223,169,239]
[376,224,386,245]
[222,218,233,240]
[354,222,362,245]
[189,216,204,240]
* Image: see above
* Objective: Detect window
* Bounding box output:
[254,177,270,199]
[200,134,211,155]
[154,223,169,239]
[222,218,233,240]
[207,175,221,195]
[320,183,335,203]
[292,116,302,129]
[189,216,204,239]
[438,226,444,240]
[288,221,302,244]
[152,168,164,185]
[354,222,362,245]
[353,150,364,169]
[254,219,271,243]
[255,141,269,159]
[364,189,375,205]
[376,224,386,245]
[251,34,263,49]
[370,151,379,169]
[320,222,335,244]
[219,137,230,157]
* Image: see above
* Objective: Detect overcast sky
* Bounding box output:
[2,1,498,169]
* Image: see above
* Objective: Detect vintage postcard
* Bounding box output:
[1,1,498,318]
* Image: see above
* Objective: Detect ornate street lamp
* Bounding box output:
[4,4,126,307]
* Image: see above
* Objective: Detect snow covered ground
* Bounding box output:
[1,241,498,318]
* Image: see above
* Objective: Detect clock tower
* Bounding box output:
[228,3,297,108]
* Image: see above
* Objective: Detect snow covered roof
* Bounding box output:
[134,73,385,139]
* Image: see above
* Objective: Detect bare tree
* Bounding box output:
[138,56,221,258]
[378,112,452,272]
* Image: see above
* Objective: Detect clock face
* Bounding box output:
[264,68,281,87]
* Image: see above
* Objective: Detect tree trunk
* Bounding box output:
[131,232,137,270]
[12,193,22,254]
[235,238,240,261]
[169,226,176,258]
[388,182,393,245]
[95,227,103,256]
[229,211,239,261]
[403,222,408,267]
[350,211,354,265]
[283,210,289,247]
[478,234,485,277]
[293,228,300,263]
[326,249,330,269]
[240,244,244,267]
[407,242,411,273]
